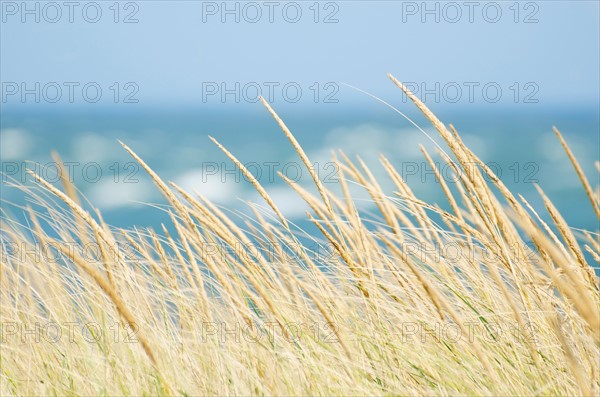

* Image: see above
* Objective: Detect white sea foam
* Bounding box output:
[71,132,112,163]
[176,168,240,203]
[1,128,32,160]
[538,132,594,190]
[87,178,155,210]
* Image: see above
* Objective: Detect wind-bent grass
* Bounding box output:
[1,76,599,396]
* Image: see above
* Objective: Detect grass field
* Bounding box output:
[1,75,599,396]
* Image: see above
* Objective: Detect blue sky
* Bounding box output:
[1,1,599,108]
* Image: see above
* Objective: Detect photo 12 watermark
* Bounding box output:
[200,1,340,23]
[399,161,539,184]
[201,81,340,104]
[1,82,140,104]
[400,1,540,24]
[1,161,140,184]
[1,321,139,344]
[399,81,540,104]
[1,1,140,23]
[369,320,540,344]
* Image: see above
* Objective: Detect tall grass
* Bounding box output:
[1,75,599,396]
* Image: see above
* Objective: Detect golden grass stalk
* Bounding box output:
[2,76,598,396]
[553,126,600,220]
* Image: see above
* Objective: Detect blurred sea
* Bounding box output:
[1,105,599,234]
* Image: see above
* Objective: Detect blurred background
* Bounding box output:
[1,0,599,231]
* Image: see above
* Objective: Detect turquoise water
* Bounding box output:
[1,106,598,235]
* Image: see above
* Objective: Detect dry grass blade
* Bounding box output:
[3,74,598,396]
[259,96,334,215]
[209,135,289,229]
[553,126,600,220]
